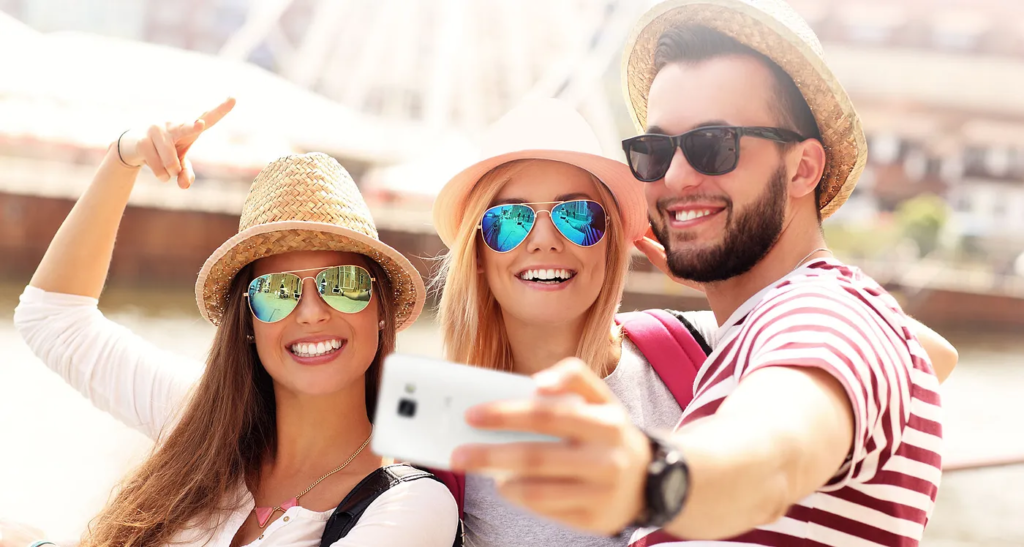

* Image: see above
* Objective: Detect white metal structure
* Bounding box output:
[219,0,649,154]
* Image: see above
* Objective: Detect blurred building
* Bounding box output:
[0,0,247,51]
[786,0,1024,264]
[3,0,1024,262]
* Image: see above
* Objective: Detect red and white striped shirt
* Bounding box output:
[634,258,943,547]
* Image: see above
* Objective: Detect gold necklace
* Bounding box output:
[253,429,372,528]
[794,247,832,270]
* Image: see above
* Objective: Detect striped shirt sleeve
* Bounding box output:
[736,283,914,490]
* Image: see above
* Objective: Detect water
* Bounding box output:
[0,283,1021,545]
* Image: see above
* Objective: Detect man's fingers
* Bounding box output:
[534,358,617,404]
[464,398,624,445]
[496,477,612,514]
[451,442,622,482]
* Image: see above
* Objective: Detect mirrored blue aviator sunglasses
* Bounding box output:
[478,200,607,253]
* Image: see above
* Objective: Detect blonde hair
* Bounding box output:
[433,159,630,373]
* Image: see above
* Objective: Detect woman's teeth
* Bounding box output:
[675,209,714,222]
[290,339,343,358]
[518,269,575,283]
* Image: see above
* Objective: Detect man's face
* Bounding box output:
[644,55,790,283]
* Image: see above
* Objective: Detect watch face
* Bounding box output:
[661,466,688,510]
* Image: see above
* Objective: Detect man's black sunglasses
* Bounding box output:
[621,126,806,182]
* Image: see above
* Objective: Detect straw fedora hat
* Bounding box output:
[195,152,425,331]
[432,98,648,248]
[621,0,867,219]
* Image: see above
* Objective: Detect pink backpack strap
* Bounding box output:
[617,310,707,547]
[616,309,706,410]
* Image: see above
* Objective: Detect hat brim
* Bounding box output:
[622,0,867,218]
[433,149,649,249]
[195,220,426,331]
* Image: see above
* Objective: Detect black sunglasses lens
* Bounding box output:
[682,128,738,175]
[627,136,676,181]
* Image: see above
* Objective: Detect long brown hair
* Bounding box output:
[434,159,630,373]
[83,257,396,547]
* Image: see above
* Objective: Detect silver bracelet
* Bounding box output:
[116,130,136,168]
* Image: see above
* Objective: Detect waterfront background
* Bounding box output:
[2,0,1024,545]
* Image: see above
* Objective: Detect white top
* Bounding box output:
[13,286,458,547]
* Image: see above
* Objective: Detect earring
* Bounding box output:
[378,320,385,330]
[245,334,255,343]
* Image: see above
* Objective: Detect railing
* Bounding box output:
[857,258,1024,300]
[944,453,1024,472]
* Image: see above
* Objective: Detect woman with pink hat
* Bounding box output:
[13,99,458,546]
[429,98,957,546]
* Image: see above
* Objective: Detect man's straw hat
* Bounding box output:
[622,0,867,218]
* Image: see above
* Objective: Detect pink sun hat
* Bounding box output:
[432,98,648,249]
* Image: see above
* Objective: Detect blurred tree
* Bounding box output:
[895,193,949,257]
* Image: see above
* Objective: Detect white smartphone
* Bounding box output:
[372,353,561,470]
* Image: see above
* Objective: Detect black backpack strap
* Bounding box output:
[662,309,714,356]
[319,464,463,547]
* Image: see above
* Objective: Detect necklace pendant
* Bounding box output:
[250,430,372,530]
[255,506,276,528]
[255,497,298,528]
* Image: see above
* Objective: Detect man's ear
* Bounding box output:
[788,139,827,200]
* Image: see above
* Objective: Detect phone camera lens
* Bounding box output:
[397,398,417,418]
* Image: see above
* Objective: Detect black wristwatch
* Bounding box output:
[633,431,690,528]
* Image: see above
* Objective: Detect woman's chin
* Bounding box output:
[266,366,366,399]
[507,307,591,328]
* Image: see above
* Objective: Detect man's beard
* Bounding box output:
[650,166,787,283]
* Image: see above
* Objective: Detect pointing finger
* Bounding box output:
[196,97,236,131]
[170,119,206,143]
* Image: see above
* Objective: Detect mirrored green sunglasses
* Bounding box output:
[245,265,375,323]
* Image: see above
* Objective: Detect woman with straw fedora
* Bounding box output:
[14,99,458,546]
[429,96,956,546]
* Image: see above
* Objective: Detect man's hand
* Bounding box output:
[451,359,651,536]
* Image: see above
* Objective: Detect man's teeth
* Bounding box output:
[518,268,574,282]
[674,209,714,222]
[290,339,343,357]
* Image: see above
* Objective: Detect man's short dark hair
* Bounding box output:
[653,25,823,208]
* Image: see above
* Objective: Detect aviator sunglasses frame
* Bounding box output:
[621,125,806,182]
[245,264,376,324]
[477,199,608,254]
